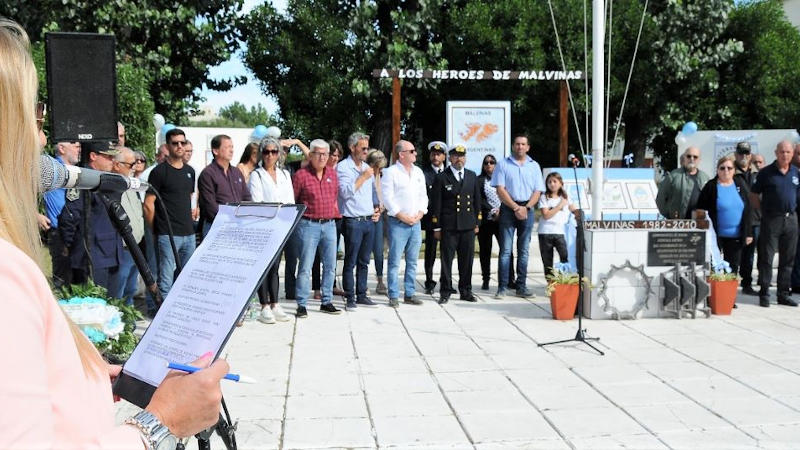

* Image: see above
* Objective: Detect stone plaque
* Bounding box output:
[647,231,705,266]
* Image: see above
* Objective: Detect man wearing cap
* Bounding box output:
[422,141,447,294]
[656,146,710,219]
[429,144,482,303]
[733,142,760,296]
[59,141,124,292]
[750,140,800,307]
[491,134,545,298]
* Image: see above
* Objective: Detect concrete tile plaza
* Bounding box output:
[116,252,800,449]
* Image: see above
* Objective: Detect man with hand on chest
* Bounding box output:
[429,144,482,304]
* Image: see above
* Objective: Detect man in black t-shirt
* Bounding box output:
[144,128,196,300]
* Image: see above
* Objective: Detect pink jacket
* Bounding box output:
[0,239,142,449]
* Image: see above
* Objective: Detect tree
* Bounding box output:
[2,0,244,122]
[191,102,277,128]
[244,0,445,150]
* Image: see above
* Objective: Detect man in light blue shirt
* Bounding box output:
[43,141,81,288]
[491,134,545,298]
[337,132,378,309]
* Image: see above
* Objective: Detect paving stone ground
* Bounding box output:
[116,247,800,449]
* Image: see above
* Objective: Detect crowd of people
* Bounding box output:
[657,140,800,308]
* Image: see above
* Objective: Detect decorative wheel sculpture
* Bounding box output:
[597,260,653,319]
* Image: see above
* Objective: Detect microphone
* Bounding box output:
[39,154,149,193]
[567,154,580,166]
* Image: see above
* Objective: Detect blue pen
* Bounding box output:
[167,362,257,384]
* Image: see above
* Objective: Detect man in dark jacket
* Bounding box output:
[421,141,447,294]
[429,144,482,304]
[60,142,124,292]
[733,142,760,295]
[656,146,710,219]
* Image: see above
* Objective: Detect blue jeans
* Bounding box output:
[113,249,139,305]
[156,234,196,299]
[296,219,337,307]
[387,216,422,299]
[498,204,535,290]
[372,213,385,277]
[343,217,374,302]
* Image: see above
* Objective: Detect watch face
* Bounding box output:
[155,434,178,450]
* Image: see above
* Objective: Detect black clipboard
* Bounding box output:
[113,202,306,408]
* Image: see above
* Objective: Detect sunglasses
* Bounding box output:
[484,161,496,165]
[718,166,734,171]
[135,159,146,164]
[169,140,187,146]
[685,155,699,159]
[401,149,417,154]
[263,149,279,155]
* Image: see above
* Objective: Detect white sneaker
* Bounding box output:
[272,303,289,322]
[258,307,276,324]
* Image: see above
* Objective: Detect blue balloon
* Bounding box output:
[252,125,268,140]
[161,123,176,136]
[681,121,698,136]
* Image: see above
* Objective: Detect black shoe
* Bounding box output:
[438,295,449,305]
[508,281,517,290]
[741,286,758,296]
[320,303,341,314]
[296,306,308,317]
[777,297,799,307]
[481,280,489,290]
[733,303,738,309]
[404,296,423,305]
[356,297,378,306]
[346,301,357,310]
[424,281,436,295]
[460,292,477,302]
[759,296,771,308]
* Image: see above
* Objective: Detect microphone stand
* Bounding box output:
[538,159,604,355]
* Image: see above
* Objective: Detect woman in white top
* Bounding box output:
[537,172,577,277]
[249,137,295,323]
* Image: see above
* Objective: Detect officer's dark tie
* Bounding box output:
[458,171,463,185]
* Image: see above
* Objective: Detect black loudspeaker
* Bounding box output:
[45,32,118,143]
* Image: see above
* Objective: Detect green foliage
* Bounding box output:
[2,0,243,122]
[192,102,277,128]
[117,61,156,157]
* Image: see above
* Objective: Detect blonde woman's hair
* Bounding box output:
[0,19,104,378]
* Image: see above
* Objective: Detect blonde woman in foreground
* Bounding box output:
[0,19,228,449]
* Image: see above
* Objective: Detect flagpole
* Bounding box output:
[591,0,605,219]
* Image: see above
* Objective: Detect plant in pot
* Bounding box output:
[55,281,142,363]
[546,263,582,320]
[708,261,738,315]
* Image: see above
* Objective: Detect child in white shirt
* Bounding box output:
[537,172,577,277]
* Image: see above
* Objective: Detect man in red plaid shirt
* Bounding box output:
[293,139,342,317]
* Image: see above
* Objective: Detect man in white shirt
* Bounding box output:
[381,140,428,307]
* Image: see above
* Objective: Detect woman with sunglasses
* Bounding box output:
[695,154,753,282]
[249,137,294,323]
[477,154,516,291]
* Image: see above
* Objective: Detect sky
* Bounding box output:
[196,0,287,116]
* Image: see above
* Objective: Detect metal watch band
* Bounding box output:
[124,410,177,450]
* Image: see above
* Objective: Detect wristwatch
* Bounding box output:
[125,410,178,450]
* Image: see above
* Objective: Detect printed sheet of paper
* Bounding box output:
[123,204,300,386]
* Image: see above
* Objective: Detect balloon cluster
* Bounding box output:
[250,125,282,142]
[674,121,698,149]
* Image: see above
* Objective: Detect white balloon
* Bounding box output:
[674,133,687,147]
[265,126,281,139]
[153,113,165,130]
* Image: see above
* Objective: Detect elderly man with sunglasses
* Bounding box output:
[656,146,710,219]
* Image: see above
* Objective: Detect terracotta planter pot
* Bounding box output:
[709,279,737,315]
[549,284,579,320]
